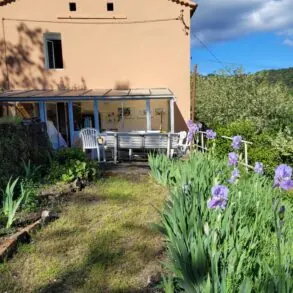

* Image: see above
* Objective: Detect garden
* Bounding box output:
[149,128,293,292]
[144,70,293,292]
[0,122,167,292]
[1,68,293,292]
[0,141,103,253]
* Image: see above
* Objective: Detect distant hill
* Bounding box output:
[196,67,293,93]
[255,67,293,91]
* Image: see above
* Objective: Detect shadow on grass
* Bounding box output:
[123,222,160,238]
[37,230,123,293]
[40,226,87,241]
[36,227,162,293]
[68,191,135,207]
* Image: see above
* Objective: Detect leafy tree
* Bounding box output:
[195,68,293,131]
[256,67,293,93]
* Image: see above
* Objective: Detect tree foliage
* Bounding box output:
[196,69,293,131]
[256,67,293,92]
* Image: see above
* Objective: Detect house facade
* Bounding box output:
[0,0,197,146]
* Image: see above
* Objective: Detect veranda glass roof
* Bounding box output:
[0,88,174,102]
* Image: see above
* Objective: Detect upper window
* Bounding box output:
[44,33,64,69]
[107,2,114,11]
[69,2,77,11]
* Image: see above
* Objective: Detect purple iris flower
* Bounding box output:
[186,120,200,143]
[206,129,217,140]
[196,122,203,130]
[274,164,293,191]
[280,180,293,191]
[231,135,242,150]
[187,120,194,129]
[228,168,240,183]
[254,162,264,175]
[187,131,194,143]
[228,152,238,166]
[208,185,229,210]
[274,164,292,187]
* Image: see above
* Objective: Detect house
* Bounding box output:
[0,0,197,147]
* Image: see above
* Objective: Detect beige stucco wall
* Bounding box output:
[0,0,193,130]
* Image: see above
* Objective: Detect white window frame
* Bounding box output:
[43,33,63,70]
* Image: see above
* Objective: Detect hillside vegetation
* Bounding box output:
[256,67,293,93]
[194,68,293,175]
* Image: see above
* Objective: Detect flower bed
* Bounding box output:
[149,133,293,292]
[0,147,103,261]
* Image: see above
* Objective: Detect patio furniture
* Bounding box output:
[80,128,106,162]
[170,131,187,157]
[103,132,181,163]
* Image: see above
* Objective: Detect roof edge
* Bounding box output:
[0,0,16,7]
[170,0,198,17]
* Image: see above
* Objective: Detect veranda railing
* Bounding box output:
[193,131,253,172]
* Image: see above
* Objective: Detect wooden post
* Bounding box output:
[191,64,197,122]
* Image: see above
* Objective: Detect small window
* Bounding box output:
[69,2,76,11]
[107,2,114,11]
[44,33,64,69]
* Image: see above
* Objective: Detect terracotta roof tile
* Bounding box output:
[169,0,198,16]
[0,0,16,6]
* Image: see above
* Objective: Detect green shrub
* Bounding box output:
[45,161,68,183]
[46,148,102,184]
[0,116,22,125]
[271,127,293,165]
[86,160,103,181]
[214,120,280,176]
[248,145,280,176]
[61,160,96,183]
[53,148,87,165]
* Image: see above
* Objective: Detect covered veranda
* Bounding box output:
[0,88,176,149]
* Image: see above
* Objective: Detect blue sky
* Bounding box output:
[190,0,293,75]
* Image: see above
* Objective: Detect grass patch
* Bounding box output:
[0,176,167,293]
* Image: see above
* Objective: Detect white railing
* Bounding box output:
[194,131,208,152]
[193,131,253,172]
[221,135,253,172]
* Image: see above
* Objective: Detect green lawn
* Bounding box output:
[0,175,167,293]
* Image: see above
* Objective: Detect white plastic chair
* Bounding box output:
[179,131,190,155]
[178,131,187,149]
[170,131,187,157]
[80,128,106,162]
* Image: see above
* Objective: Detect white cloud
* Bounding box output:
[191,0,293,46]
[283,38,293,46]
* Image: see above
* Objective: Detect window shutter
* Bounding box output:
[54,40,64,69]
[47,40,55,68]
